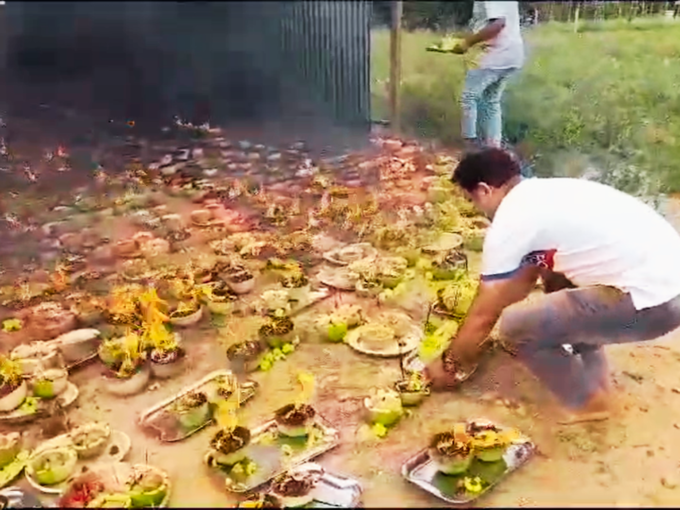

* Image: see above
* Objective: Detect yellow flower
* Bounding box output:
[463,476,484,494]
[2,318,22,332]
[294,372,315,407]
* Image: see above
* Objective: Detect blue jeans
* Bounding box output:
[460,67,518,147]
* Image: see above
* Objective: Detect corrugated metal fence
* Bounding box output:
[3,1,372,134]
[280,1,372,129]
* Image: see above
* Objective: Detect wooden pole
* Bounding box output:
[389,0,403,135]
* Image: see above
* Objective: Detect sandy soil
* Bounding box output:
[6,261,680,508]
[1,118,680,507]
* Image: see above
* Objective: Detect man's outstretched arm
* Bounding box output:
[443,265,541,370]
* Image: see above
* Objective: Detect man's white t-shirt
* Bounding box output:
[471,1,525,69]
[481,178,680,310]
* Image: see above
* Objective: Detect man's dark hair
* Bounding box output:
[452,148,521,192]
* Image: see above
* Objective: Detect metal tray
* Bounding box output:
[212,415,340,493]
[305,468,362,508]
[289,288,332,317]
[65,352,98,372]
[249,463,362,508]
[402,419,535,505]
[138,370,258,442]
[25,428,131,494]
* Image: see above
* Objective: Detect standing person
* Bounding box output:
[452,2,525,152]
[425,148,680,424]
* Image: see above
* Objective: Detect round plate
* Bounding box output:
[421,233,463,254]
[58,462,171,507]
[322,243,378,266]
[345,324,423,358]
[26,429,131,494]
[0,382,79,424]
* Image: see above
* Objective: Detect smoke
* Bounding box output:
[0,1,369,153]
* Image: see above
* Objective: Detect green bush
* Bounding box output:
[372,19,680,195]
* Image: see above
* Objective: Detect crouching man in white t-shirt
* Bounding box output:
[424,148,680,424]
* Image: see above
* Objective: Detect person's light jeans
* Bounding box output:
[460,67,518,148]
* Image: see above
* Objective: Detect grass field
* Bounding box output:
[371,18,680,195]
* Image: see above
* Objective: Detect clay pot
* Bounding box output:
[226,276,255,295]
[161,214,183,231]
[132,232,155,245]
[149,348,186,379]
[191,209,212,226]
[113,239,139,258]
[103,365,150,396]
[141,238,170,258]
[227,341,265,374]
[0,381,27,412]
[274,404,316,438]
[169,306,204,327]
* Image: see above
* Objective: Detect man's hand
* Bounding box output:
[424,357,462,391]
[451,41,469,55]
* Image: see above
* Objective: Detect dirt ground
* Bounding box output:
[7,254,680,508]
[2,117,680,507]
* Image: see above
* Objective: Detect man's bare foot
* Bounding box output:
[558,391,611,425]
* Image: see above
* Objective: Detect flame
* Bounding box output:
[139,288,169,324]
[215,385,241,432]
[122,329,142,359]
[294,371,315,408]
[52,263,69,292]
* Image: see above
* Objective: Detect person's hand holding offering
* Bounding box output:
[451,39,470,55]
[424,347,477,391]
[424,356,461,391]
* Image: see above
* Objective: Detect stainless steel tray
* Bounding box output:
[288,287,332,317]
[65,352,98,372]
[138,370,258,442]
[212,415,340,493]
[402,419,535,504]
[250,463,362,508]
[306,468,362,508]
